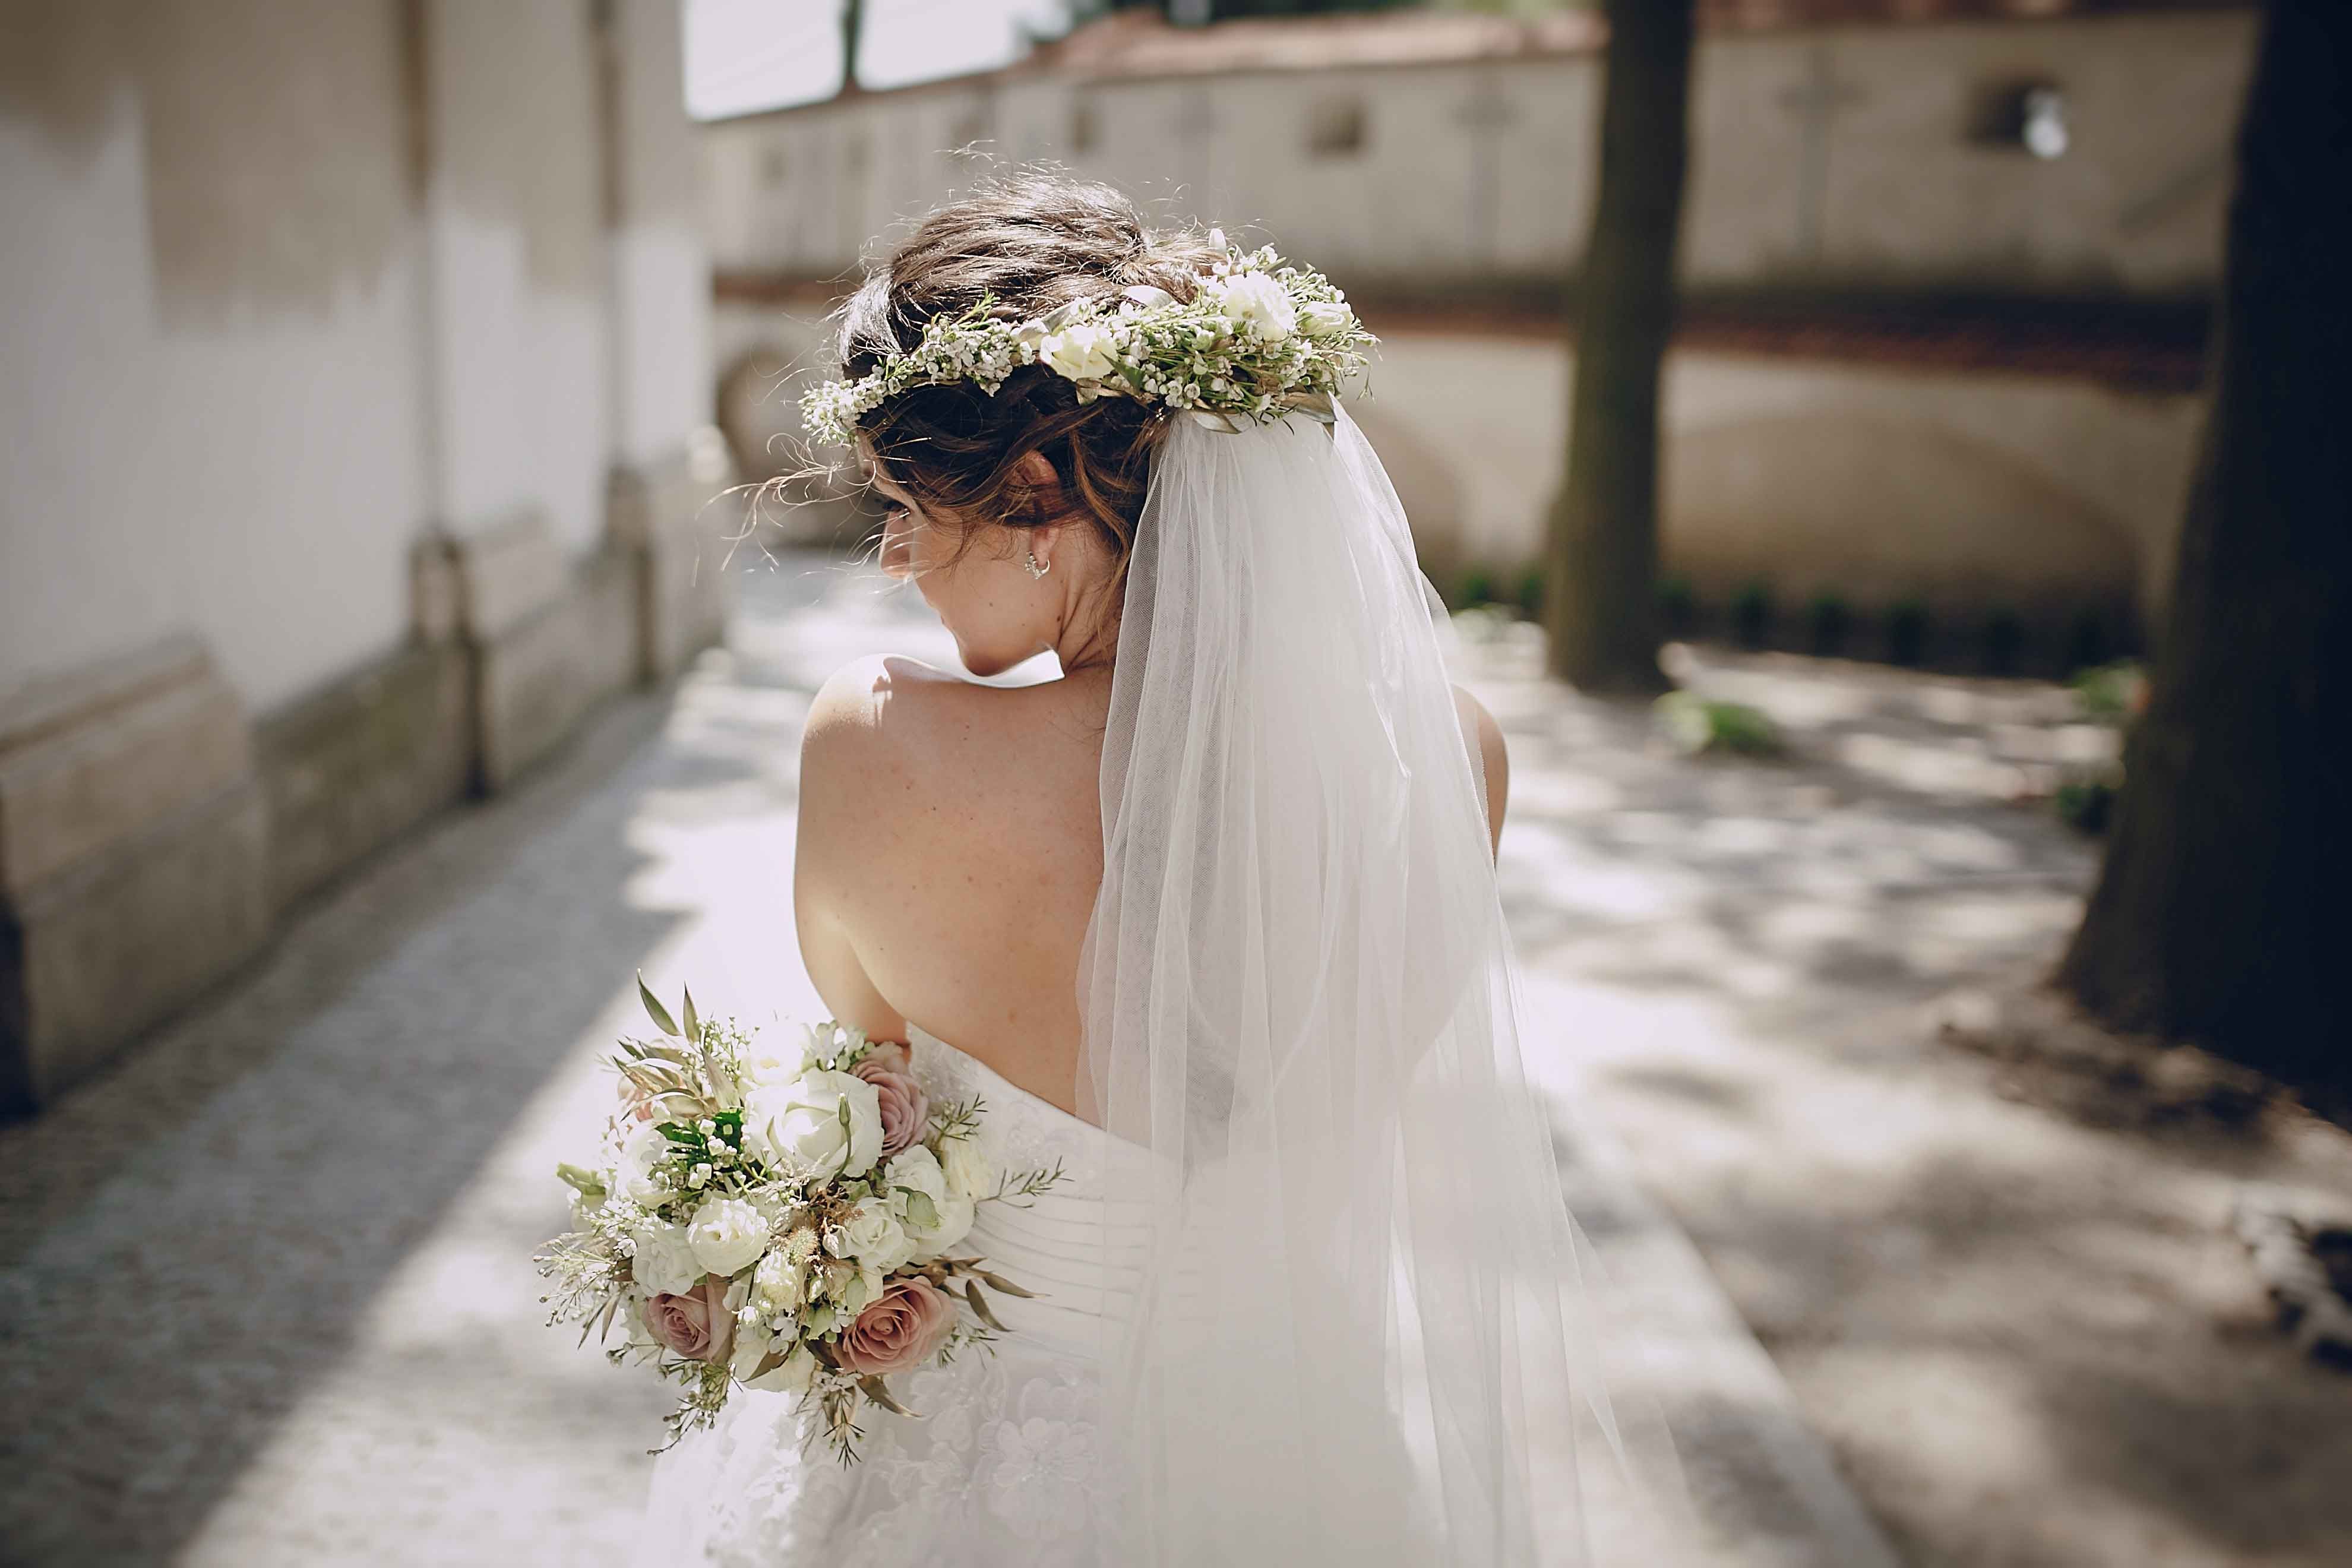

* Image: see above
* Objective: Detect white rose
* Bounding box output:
[937,1135,995,1203]
[630,1219,703,1297]
[906,1192,976,1264]
[1301,300,1354,339]
[687,1196,770,1279]
[741,1039,811,1088]
[827,1200,914,1273]
[745,1342,819,1395]
[886,1145,947,1206]
[1214,273,1295,342]
[741,1070,883,1178]
[617,1122,673,1206]
[753,1250,805,1316]
[1041,323,1121,382]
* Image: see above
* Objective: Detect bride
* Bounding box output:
[636,173,1681,1566]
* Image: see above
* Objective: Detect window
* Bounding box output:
[1967,80,2069,160]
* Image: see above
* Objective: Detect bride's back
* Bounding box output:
[796,653,1111,1115]
[786,170,1504,1116]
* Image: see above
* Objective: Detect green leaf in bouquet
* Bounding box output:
[637,972,682,1037]
[682,986,700,1043]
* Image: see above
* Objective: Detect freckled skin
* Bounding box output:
[795,462,1509,1120]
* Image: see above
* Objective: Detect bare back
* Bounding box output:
[795,654,1507,1117]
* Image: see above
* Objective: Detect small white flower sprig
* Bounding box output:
[799,232,1377,446]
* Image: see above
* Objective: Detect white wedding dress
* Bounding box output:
[634,1028,1128,1567]
[638,404,1688,1566]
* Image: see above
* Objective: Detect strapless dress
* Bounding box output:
[634,1027,1137,1568]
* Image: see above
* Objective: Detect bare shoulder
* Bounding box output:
[1451,684,1510,855]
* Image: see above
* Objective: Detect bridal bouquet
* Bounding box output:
[536,979,1060,1460]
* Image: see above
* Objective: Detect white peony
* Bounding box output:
[687,1196,770,1279]
[616,1121,673,1206]
[741,1069,883,1178]
[1301,300,1355,339]
[630,1218,703,1297]
[1213,273,1295,341]
[1041,323,1121,383]
[906,1191,976,1264]
[827,1199,914,1273]
[745,1342,820,1395]
[937,1134,995,1203]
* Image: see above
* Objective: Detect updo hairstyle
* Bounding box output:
[833,172,1226,571]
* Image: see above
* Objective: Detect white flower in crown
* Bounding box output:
[1212,273,1295,342]
[1301,299,1355,339]
[1040,322,1121,384]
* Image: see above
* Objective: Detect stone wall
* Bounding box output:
[703,8,2255,301]
[1364,330,2198,665]
[0,0,728,1116]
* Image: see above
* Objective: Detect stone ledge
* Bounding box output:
[256,638,472,915]
[469,544,641,794]
[1,638,273,1114]
[0,640,252,896]
[609,447,734,682]
[2,778,269,1113]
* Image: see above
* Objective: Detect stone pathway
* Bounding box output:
[6,553,2335,1566]
[1455,618,2352,1568]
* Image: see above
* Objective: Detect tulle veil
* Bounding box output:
[635,391,1692,1564]
[1074,400,1687,1564]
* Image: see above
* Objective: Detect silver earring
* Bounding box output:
[1024,548,1050,580]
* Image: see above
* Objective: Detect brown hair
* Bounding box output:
[833,172,1225,573]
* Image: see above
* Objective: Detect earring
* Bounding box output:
[1024,548,1051,580]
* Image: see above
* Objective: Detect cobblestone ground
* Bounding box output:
[3,558,2344,1567]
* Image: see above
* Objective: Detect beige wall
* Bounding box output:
[0,0,714,715]
[0,0,429,715]
[704,10,2255,298]
[1362,332,2201,629]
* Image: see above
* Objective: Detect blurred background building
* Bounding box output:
[1,0,728,1115]
[0,0,2256,1098]
[709,0,2249,671]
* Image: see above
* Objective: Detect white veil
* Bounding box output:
[1077,402,1687,1564]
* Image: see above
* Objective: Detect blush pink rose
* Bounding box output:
[834,1276,957,1377]
[853,1044,929,1159]
[642,1278,735,1363]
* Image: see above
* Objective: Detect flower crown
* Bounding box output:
[799,232,1377,447]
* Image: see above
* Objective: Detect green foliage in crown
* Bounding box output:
[800,233,1377,446]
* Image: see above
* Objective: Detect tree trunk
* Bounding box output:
[1542,0,1696,694]
[838,0,864,97]
[2057,0,2352,1090]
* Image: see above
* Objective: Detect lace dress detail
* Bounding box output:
[634,1029,1117,1567]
